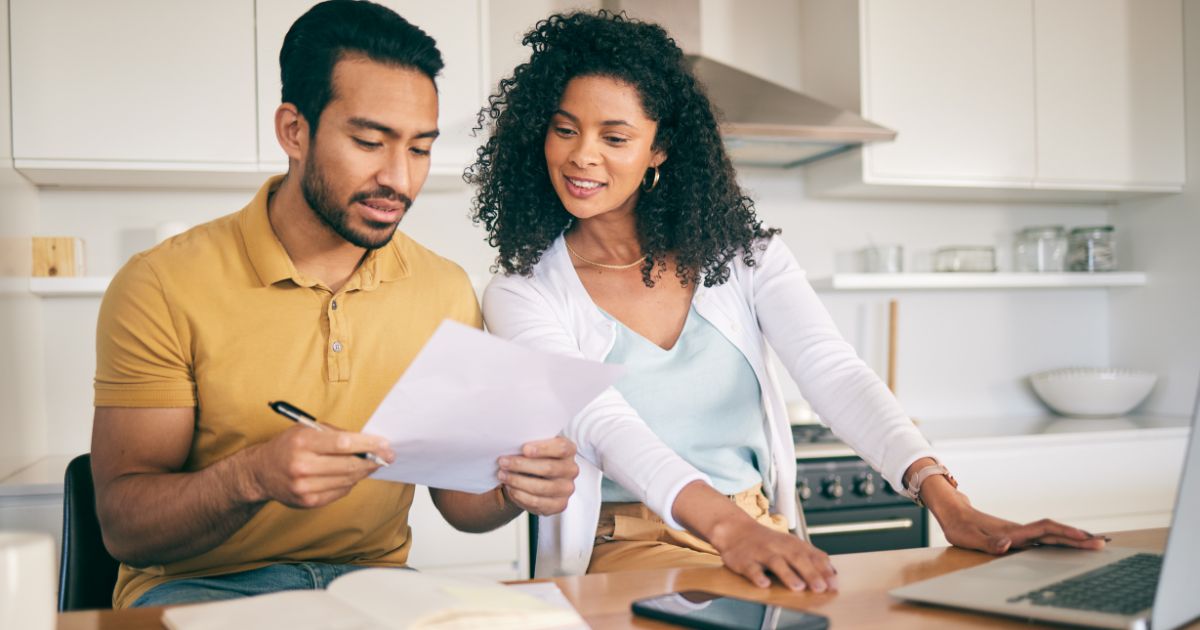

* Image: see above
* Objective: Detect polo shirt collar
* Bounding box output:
[240,175,409,289]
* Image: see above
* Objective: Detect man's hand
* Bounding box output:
[497,437,579,516]
[238,425,395,509]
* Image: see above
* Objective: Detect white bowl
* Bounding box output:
[1029,368,1157,417]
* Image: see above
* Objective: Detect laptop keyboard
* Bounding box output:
[1006,552,1162,616]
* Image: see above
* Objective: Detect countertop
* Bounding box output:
[795,414,1191,459]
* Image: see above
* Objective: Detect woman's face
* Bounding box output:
[544,75,666,222]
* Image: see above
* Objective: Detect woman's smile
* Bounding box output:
[564,175,607,198]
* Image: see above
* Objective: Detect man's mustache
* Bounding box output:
[351,188,412,211]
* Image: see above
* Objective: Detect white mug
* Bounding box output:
[0,531,56,630]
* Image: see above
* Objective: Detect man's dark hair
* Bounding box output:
[280,0,444,133]
[466,10,778,288]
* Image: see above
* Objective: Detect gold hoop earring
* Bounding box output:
[642,166,660,192]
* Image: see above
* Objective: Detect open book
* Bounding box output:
[160,568,588,630]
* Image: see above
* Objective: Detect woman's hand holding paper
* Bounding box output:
[497,437,580,516]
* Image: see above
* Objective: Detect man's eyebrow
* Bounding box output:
[552,109,634,128]
[348,117,439,139]
[349,117,396,136]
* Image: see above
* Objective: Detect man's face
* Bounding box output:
[300,56,439,249]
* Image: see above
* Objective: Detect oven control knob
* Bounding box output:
[797,481,813,501]
[822,477,844,499]
[854,474,877,497]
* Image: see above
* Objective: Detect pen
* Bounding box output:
[268,400,390,467]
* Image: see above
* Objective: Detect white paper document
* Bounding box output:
[363,320,623,493]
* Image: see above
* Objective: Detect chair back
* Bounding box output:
[58,454,121,611]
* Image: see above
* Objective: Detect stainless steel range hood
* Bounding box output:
[686,55,896,168]
[608,0,895,168]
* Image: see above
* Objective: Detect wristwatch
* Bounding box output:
[905,463,957,508]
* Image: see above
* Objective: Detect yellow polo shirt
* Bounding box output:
[95,175,481,608]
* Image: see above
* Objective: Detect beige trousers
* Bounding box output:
[587,485,790,573]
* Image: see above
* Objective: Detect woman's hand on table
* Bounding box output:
[919,474,1108,554]
[712,518,840,593]
[674,480,838,592]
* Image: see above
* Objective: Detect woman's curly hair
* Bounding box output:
[465,10,778,288]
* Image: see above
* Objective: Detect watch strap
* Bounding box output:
[906,463,957,507]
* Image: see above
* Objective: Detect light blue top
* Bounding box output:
[600,305,770,502]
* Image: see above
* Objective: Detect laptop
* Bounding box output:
[890,385,1200,629]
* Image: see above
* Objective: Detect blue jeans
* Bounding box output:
[130,562,401,608]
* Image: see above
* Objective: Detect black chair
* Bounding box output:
[59,453,121,611]
[528,512,539,578]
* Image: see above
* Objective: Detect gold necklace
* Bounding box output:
[565,239,647,270]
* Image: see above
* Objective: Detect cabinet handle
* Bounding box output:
[807,518,914,535]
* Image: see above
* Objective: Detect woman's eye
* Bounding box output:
[353,138,382,149]
[554,126,577,137]
[605,136,628,145]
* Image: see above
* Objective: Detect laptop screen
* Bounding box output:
[1152,385,1200,630]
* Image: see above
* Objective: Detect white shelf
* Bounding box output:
[29,276,112,297]
[809,272,1147,291]
[16,159,469,191]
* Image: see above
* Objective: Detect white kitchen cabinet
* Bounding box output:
[10,0,259,184]
[256,0,486,179]
[801,0,1185,201]
[859,1,1036,187]
[406,487,528,580]
[927,426,1187,546]
[9,0,486,189]
[1033,0,1185,190]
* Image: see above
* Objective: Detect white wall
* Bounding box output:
[1109,1,1200,416]
[0,0,48,477]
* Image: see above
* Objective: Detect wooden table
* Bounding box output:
[59,529,1192,629]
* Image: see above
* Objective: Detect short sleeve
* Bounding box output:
[446,266,484,331]
[94,254,196,407]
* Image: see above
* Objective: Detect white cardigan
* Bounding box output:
[483,235,936,577]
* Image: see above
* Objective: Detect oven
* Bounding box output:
[793,425,927,554]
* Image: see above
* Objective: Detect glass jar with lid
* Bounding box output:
[1067,226,1116,272]
[1014,225,1067,272]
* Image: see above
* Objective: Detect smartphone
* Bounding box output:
[631,590,830,630]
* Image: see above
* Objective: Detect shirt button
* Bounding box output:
[332,341,343,353]
[331,300,338,311]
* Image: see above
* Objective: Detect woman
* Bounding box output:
[468,11,1104,591]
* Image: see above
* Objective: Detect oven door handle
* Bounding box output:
[806,518,915,536]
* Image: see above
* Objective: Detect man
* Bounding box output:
[91,0,578,609]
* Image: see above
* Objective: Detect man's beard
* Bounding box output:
[300,154,412,250]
